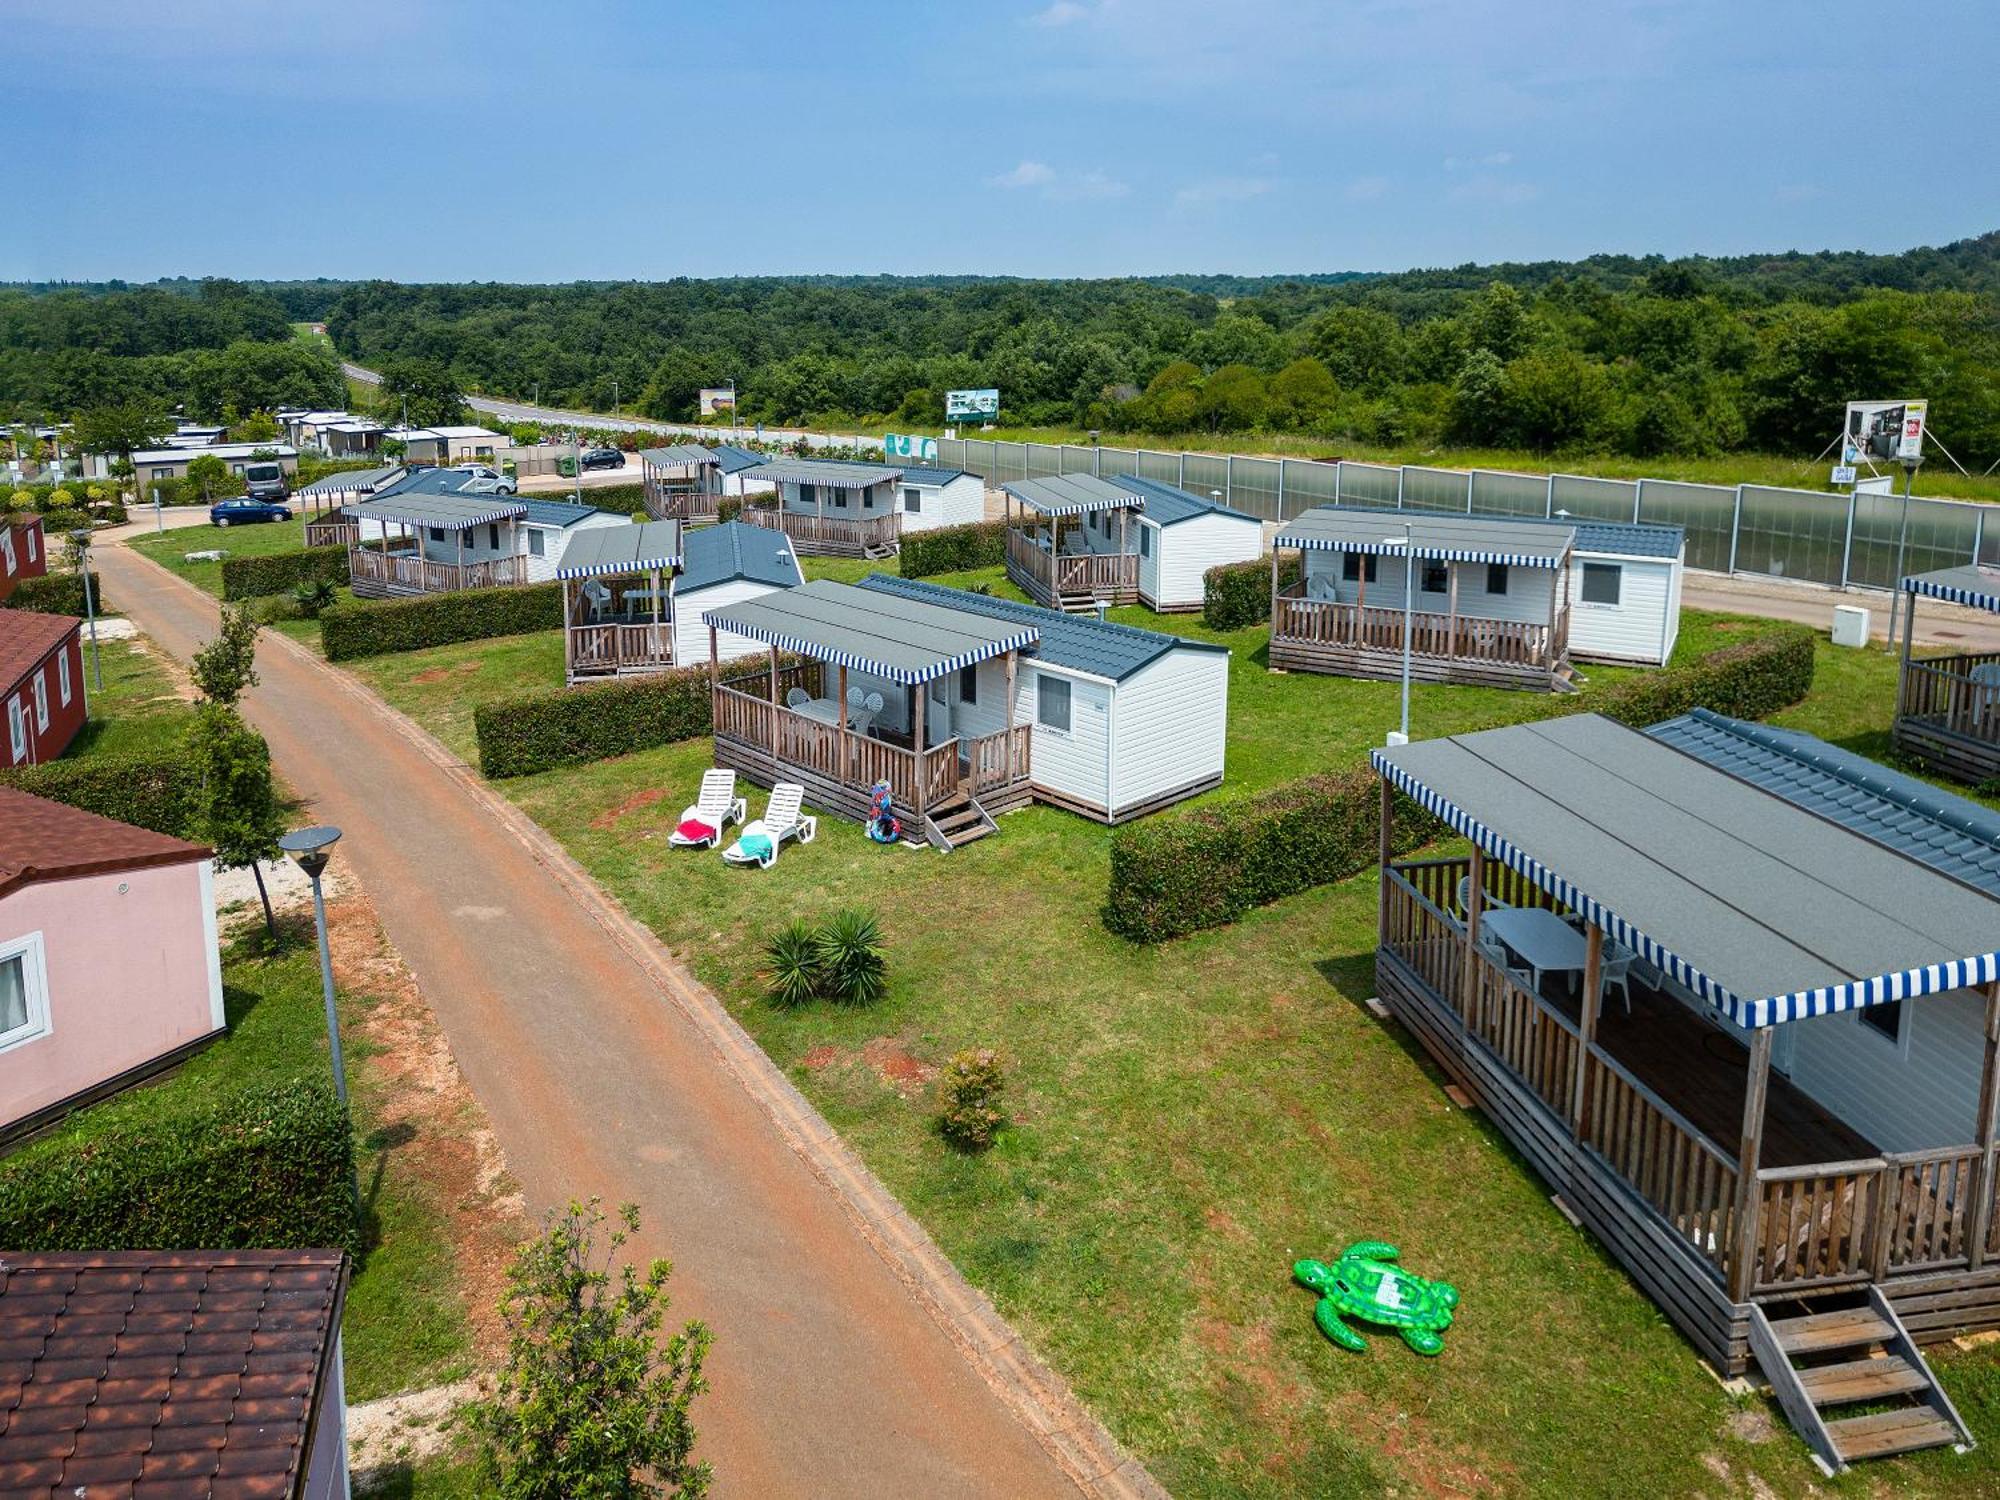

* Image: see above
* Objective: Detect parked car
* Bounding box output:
[451,464,518,494]
[243,461,290,501]
[579,447,626,471]
[210,498,292,526]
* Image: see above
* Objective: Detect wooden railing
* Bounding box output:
[644,483,721,522]
[571,622,673,676]
[966,724,1034,796]
[1273,585,1554,667]
[1752,1146,1991,1291]
[349,546,526,594]
[1585,1052,1740,1277]
[304,518,358,548]
[1005,527,1137,603]
[741,505,899,551]
[1897,650,2000,745]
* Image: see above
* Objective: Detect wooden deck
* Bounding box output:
[643,482,722,524]
[1270,583,1569,689]
[1378,855,2000,1372]
[348,546,527,598]
[1893,650,2000,784]
[1004,528,1138,611]
[740,505,899,558]
[568,621,675,682]
[303,517,358,548]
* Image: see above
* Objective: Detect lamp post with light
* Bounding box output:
[1382,526,1416,744]
[280,826,348,1107]
[68,529,103,692]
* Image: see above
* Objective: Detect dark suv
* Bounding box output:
[579,447,626,470]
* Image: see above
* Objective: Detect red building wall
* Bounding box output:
[3,629,85,766]
[0,519,48,601]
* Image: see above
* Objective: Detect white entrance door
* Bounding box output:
[926,677,952,748]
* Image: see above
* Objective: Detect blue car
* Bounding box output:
[210,498,292,526]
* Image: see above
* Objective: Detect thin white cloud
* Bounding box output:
[1444,151,1515,171]
[1448,175,1540,205]
[1174,176,1274,210]
[1344,175,1391,202]
[1029,0,1090,24]
[989,160,1056,189]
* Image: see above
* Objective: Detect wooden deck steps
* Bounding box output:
[862,541,898,561]
[1750,1287,1973,1474]
[922,791,996,851]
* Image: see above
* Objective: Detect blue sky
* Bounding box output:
[4,0,1995,282]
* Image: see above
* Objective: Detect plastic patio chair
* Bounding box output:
[721,783,818,870]
[668,769,747,850]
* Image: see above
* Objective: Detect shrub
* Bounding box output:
[220,543,349,601]
[321,580,563,660]
[0,752,202,838]
[763,919,822,1008]
[936,1048,1007,1152]
[0,1081,357,1254]
[899,520,1006,578]
[1203,552,1299,631]
[815,908,886,1006]
[577,481,644,510]
[717,496,744,523]
[1101,623,1817,943]
[292,577,337,618]
[190,604,261,704]
[474,658,715,778]
[1,570,101,617]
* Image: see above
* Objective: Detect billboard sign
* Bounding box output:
[883,432,939,463]
[1830,464,1857,486]
[1843,398,1927,465]
[945,388,1000,423]
[698,387,736,417]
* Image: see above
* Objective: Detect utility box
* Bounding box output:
[1831,605,1870,648]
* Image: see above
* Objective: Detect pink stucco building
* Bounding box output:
[0,787,221,1139]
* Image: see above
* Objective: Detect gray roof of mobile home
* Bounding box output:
[751,458,903,489]
[1312,503,1685,560]
[701,578,1037,685]
[639,444,717,469]
[555,520,683,579]
[1373,713,2000,1029]
[1000,474,1145,517]
[1901,564,2000,615]
[680,520,802,593]
[1114,473,1258,528]
[1278,507,1575,567]
[857,574,1228,682]
[711,444,767,474]
[346,491,525,530]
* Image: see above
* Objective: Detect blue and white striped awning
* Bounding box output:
[555,520,683,580]
[1902,564,2000,616]
[1373,715,2000,1031]
[347,492,525,531]
[1278,507,1573,568]
[1001,474,1146,518]
[701,577,1037,686]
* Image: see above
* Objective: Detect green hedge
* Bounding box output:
[1203,553,1299,631]
[321,580,564,660]
[0,752,203,838]
[899,520,1006,578]
[1104,623,1817,943]
[475,659,718,778]
[573,481,644,510]
[221,544,349,601]
[1,570,101,617]
[0,1081,357,1254]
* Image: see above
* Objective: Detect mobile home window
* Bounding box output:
[903,487,922,514]
[1580,562,1622,605]
[527,530,545,557]
[1139,524,1152,558]
[959,665,977,704]
[56,648,70,707]
[31,671,46,733]
[1486,563,1510,595]
[1860,999,1905,1047]
[1341,553,1378,584]
[23,527,33,561]
[797,484,815,507]
[488,524,501,550]
[6,698,23,763]
[1420,561,1448,594]
[1036,674,1071,732]
[1,533,14,574]
[0,933,49,1051]
[429,526,445,543]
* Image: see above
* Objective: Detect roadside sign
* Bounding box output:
[883,432,939,463]
[1831,464,1857,485]
[945,389,1000,423]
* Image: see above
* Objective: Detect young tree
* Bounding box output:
[184,452,229,501]
[72,402,171,475]
[183,703,285,939]
[376,358,468,428]
[472,1200,711,1500]
[234,408,281,443]
[191,604,261,706]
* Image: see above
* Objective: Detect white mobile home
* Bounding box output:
[672,520,804,668]
[889,465,986,534]
[857,575,1230,822]
[1118,474,1265,612]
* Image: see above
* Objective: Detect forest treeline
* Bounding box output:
[6,235,1999,464]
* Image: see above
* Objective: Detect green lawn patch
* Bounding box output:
[68,636,190,759]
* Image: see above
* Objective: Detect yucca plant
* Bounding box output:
[291,577,338,619]
[762,918,823,1008]
[814,907,887,1007]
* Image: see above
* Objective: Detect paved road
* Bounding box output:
[96,544,1119,1499]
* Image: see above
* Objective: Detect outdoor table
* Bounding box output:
[1481,906,1589,995]
[793,698,846,727]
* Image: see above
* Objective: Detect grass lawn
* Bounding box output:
[7,928,475,1404]
[126,521,348,646]
[65,634,190,758]
[317,560,2000,1493]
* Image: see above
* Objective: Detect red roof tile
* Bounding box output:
[0,786,209,897]
[0,610,77,694]
[0,1250,345,1500]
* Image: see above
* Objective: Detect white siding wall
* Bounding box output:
[1153,514,1262,611]
[1565,554,1675,665]
[780,479,896,517]
[1782,990,1985,1153]
[678,580,790,668]
[1137,520,1162,604]
[1663,548,1685,658]
[899,475,987,533]
[1301,551,1558,624]
[1018,665,1111,811]
[1106,648,1228,813]
[528,513,622,583]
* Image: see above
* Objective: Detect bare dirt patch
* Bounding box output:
[410,660,484,686]
[1724,1403,1778,1444]
[862,1037,938,1096]
[801,1044,842,1072]
[589,786,672,830]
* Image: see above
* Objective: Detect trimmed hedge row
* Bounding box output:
[1202,553,1299,631]
[321,580,564,660]
[1,570,101,618]
[474,659,718,778]
[0,1081,357,1254]
[0,751,203,839]
[899,520,1006,578]
[1103,622,1817,943]
[221,544,349,601]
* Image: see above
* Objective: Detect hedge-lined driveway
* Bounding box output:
[96,541,1108,1499]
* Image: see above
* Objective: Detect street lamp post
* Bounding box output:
[1385,527,1415,745]
[1886,454,1924,646]
[280,826,349,1108]
[68,529,102,692]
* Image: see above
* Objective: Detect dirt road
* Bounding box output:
[96,543,1151,1499]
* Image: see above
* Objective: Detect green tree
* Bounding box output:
[1302,305,1408,390]
[183,703,284,939]
[1265,357,1340,431]
[1463,282,1533,361]
[1196,364,1268,432]
[471,1200,711,1500]
[1502,348,1615,451]
[1446,348,1509,444]
[191,604,261,706]
[184,452,229,500]
[72,402,170,472]
[233,408,280,442]
[376,357,468,428]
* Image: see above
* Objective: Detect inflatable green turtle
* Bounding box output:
[1294,1242,1459,1356]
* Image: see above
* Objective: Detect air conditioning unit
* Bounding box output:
[1831,604,1870,649]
